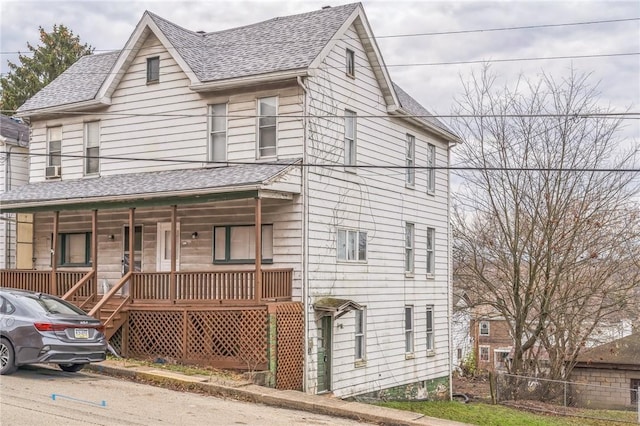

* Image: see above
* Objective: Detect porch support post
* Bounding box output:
[92,209,98,276]
[129,207,135,274]
[255,197,262,302]
[51,211,59,295]
[170,205,177,302]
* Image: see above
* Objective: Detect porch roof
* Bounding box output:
[0,160,301,213]
[313,297,363,319]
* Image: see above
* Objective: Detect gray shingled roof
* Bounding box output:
[0,160,299,208]
[0,114,29,145]
[392,82,454,136]
[149,3,358,82]
[574,333,640,367]
[18,51,119,113]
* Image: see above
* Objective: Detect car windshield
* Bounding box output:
[18,294,88,316]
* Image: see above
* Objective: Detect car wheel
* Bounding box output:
[0,338,18,375]
[58,363,86,373]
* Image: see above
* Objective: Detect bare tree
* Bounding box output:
[452,66,640,380]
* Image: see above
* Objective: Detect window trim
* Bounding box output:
[146,56,160,83]
[257,96,278,159]
[213,224,274,264]
[209,103,228,163]
[405,305,414,355]
[426,143,436,195]
[344,110,357,169]
[355,308,366,363]
[426,227,435,276]
[56,232,92,267]
[426,305,435,353]
[346,48,355,77]
[337,228,367,263]
[84,121,100,176]
[406,134,415,187]
[405,222,415,275]
[47,126,62,168]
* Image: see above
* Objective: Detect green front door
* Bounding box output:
[317,316,332,393]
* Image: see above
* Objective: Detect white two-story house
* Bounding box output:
[0,115,29,269]
[0,3,459,399]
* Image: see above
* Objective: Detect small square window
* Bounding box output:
[346,48,355,77]
[147,57,160,83]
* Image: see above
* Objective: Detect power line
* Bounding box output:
[15,151,640,173]
[1,17,638,55]
[1,110,637,119]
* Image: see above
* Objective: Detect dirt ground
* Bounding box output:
[452,374,493,402]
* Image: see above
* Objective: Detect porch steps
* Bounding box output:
[74,296,130,340]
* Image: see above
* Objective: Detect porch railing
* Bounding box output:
[131,269,293,304]
[0,270,92,296]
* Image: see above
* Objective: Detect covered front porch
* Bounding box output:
[0,162,305,386]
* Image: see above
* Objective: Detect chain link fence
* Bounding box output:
[496,373,639,424]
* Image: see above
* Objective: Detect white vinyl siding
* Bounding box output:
[84,121,100,175]
[209,103,227,162]
[258,96,277,158]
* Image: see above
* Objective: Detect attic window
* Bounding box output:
[346,49,355,77]
[147,57,159,83]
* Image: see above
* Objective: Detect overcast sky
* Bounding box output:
[1,0,639,148]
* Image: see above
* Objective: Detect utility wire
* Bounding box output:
[1,17,638,55]
[15,151,640,172]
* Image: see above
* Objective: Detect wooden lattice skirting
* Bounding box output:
[275,302,304,390]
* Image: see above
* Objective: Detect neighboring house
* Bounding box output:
[451,291,471,371]
[469,305,513,371]
[0,114,29,269]
[0,4,460,399]
[570,333,640,409]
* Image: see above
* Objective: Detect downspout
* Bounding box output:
[3,143,10,269]
[446,141,453,400]
[297,75,309,392]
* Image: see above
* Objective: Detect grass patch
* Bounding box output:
[378,401,635,426]
[105,355,244,381]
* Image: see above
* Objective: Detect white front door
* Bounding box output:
[157,222,180,272]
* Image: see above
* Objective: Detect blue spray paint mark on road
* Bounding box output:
[51,393,107,407]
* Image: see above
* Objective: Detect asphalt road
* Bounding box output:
[0,365,365,425]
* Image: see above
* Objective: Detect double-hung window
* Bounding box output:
[480,321,490,336]
[346,48,355,77]
[258,97,277,158]
[84,121,100,175]
[344,110,356,167]
[214,224,273,263]
[405,306,414,354]
[426,143,436,194]
[426,227,435,276]
[355,308,366,361]
[47,127,62,167]
[147,57,159,83]
[209,103,227,162]
[57,232,91,266]
[406,134,415,186]
[479,346,490,362]
[426,305,434,352]
[405,222,414,274]
[337,229,367,262]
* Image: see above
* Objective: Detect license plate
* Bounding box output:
[74,328,89,339]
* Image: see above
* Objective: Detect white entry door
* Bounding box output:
[157,222,180,272]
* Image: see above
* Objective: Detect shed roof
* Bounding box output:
[574,333,640,367]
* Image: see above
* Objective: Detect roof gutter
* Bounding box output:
[15,98,110,119]
[190,69,308,92]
